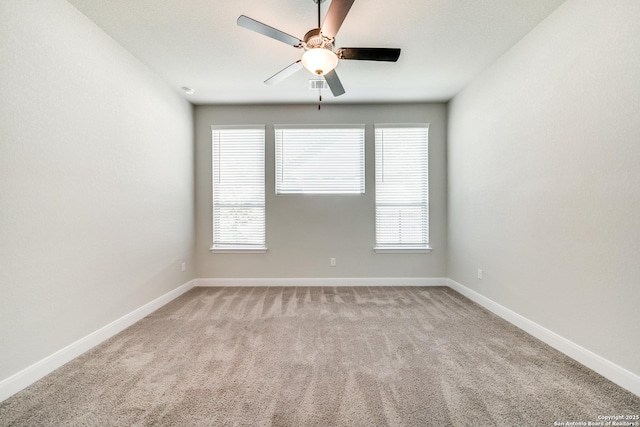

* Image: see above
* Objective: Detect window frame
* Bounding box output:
[274,124,366,195]
[210,125,267,253]
[374,123,431,253]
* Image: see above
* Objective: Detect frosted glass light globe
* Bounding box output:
[301,48,339,76]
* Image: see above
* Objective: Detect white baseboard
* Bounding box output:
[3,277,638,403]
[447,278,640,397]
[195,277,448,287]
[0,280,196,403]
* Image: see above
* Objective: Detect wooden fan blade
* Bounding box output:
[336,47,401,62]
[321,0,355,40]
[324,69,345,97]
[237,15,303,48]
[264,60,304,85]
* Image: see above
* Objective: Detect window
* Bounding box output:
[275,125,365,194]
[374,124,430,252]
[211,126,265,252]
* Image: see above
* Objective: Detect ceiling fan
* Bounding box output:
[237,0,401,97]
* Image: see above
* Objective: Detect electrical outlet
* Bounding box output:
[330,258,336,267]
[181,262,186,272]
[477,269,483,280]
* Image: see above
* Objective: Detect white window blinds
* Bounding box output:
[275,125,365,194]
[212,126,265,249]
[375,124,429,249]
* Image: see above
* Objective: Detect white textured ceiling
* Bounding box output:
[67,0,565,104]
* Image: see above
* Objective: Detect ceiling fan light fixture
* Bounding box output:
[237,0,400,97]
[301,48,339,76]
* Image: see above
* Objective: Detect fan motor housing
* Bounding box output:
[303,28,334,50]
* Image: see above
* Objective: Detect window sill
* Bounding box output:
[374,246,432,254]
[210,246,268,254]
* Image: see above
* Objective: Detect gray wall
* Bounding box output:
[0,0,195,381]
[195,104,447,279]
[447,0,640,376]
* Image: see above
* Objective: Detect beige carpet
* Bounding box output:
[1,286,638,426]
